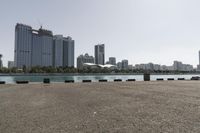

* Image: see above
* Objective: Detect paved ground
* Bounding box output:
[0,81,200,133]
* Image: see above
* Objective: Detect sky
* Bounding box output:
[0,0,200,67]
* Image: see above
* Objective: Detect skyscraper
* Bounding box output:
[197,51,200,71]
[14,24,32,68]
[0,54,3,68]
[31,28,53,67]
[199,50,200,65]
[63,37,75,67]
[14,23,74,68]
[32,31,42,66]
[95,44,105,65]
[173,61,183,71]
[38,28,53,67]
[53,35,64,67]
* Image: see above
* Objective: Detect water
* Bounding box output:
[0,74,199,84]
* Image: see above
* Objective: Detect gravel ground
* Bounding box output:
[0,81,200,133]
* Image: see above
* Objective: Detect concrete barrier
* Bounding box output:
[65,80,75,83]
[191,76,200,80]
[43,78,50,84]
[144,73,150,81]
[156,78,164,81]
[178,78,185,80]
[99,79,108,82]
[16,81,29,84]
[167,78,174,81]
[126,79,136,81]
[114,79,122,82]
[0,81,5,84]
[82,80,92,83]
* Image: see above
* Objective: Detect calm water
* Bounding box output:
[0,74,199,83]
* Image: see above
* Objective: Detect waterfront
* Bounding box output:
[0,74,200,83]
[1,81,200,132]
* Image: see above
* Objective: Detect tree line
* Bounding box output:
[0,66,197,74]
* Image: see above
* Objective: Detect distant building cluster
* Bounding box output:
[77,44,118,69]
[14,23,74,68]
[2,23,200,72]
[134,62,193,71]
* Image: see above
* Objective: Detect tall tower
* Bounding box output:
[53,35,64,67]
[199,50,200,65]
[0,54,2,68]
[95,44,105,65]
[63,36,75,67]
[14,24,32,68]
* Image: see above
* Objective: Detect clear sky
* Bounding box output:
[0,0,200,67]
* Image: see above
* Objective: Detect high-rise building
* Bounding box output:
[63,37,75,67]
[14,24,32,68]
[0,54,3,68]
[153,64,161,71]
[122,60,128,70]
[173,61,183,71]
[117,62,122,70]
[109,57,116,65]
[53,35,64,67]
[77,53,94,69]
[14,23,74,68]
[95,44,105,65]
[32,32,42,66]
[8,61,14,68]
[146,63,154,70]
[197,51,200,71]
[32,28,53,67]
[199,51,200,65]
[38,28,53,67]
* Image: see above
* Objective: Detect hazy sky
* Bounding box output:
[0,0,200,67]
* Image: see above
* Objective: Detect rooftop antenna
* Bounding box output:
[40,24,43,29]
[37,19,43,29]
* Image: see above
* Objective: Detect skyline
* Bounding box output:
[14,23,75,68]
[1,0,200,66]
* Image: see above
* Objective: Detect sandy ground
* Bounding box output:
[0,81,200,133]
